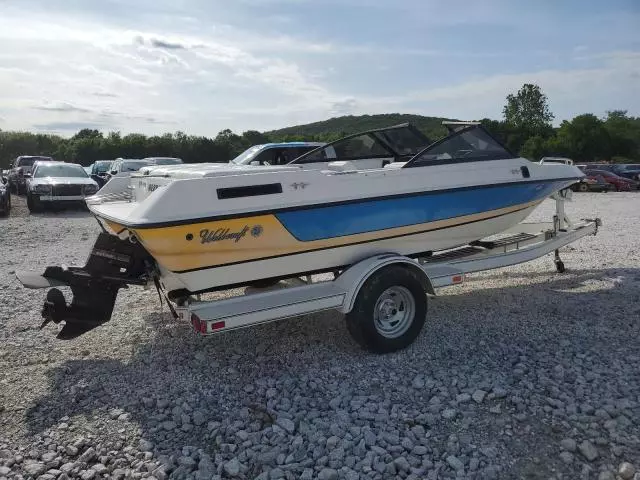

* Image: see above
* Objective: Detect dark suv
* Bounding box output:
[8,155,54,194]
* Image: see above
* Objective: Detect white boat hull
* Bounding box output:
[159,202,539,292]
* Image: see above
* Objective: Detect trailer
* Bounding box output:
[171,192,600,353]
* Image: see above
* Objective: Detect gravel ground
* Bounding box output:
[0,193,639,480]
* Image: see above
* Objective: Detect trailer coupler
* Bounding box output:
[15,232,153,339]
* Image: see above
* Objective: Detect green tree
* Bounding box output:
[241,130,270,146]
[553,114,611,162]
[73,129,103,140]
[214,129,244,159]
[520,135,549,161]
[603,110,640,161]
[503,83,554,133]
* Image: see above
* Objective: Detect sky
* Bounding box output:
[0,0,639,137]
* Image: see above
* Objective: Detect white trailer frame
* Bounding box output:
[176,192,601,347]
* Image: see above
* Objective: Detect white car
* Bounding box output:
[230,142,326,166]
[105,158,155,181]
[25,161,99,213]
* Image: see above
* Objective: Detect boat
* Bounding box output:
[15,122,584,339]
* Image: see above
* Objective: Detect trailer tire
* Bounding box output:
[346,265,427,353]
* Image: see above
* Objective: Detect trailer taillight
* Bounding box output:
[191,313,207,334]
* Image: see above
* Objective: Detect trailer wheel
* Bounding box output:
[346,265,427,353]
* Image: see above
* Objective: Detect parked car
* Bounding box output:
[86,160,114,188]
[583,169,639,191]
[105,158,154,181]
[230,142,326,166]
[0,174,10,217]
[577,163,616,173]
[571,173,614,192]
[8,155,55,194]
[611,164,640,181]
[25,161,99,213]
[144,157,183,166]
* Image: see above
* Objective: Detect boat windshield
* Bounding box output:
[290,124,430,164]
[404,126,514,167]
[371,127,429,156]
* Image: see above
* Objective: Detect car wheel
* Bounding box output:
[27,193,40,213]
[578,183,589,192]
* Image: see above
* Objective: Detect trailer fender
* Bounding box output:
[335,254,434,314]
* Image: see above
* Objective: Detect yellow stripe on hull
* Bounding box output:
[102,200,540,273]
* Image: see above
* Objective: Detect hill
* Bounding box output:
[266,113,458,142]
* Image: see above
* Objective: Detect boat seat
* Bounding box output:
[326,161,359,172]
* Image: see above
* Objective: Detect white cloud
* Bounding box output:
[0,2,638,136]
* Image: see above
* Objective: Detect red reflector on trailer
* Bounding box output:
[211,321,225,330]
[191,314,202,332]
[452,275,463,283]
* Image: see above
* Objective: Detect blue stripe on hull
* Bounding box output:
[276,180,568,241]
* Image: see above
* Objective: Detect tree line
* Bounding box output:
[1,83,638,169]
[479,84,640,164]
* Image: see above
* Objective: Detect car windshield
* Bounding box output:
[18,157,50,167]
[94,161,112,173]
[230,145,264,165]
[587,169,622,178]
[34,164,88,178]
[122,161,153,172]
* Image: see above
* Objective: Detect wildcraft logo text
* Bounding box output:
[199,225,262,244]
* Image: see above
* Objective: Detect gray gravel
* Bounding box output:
[1,192,639,480]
